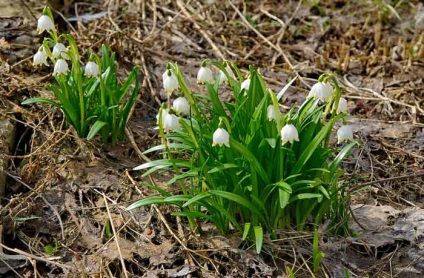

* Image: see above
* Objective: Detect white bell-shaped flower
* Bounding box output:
[218,63,235,84]
[37,15,54,33]
[84,61,99,78]
[337,97,348,114]
[308,82,333,102]
[267,105,276,121]
[212,128,230,147]
[33,46,48,66]
[281,124,299,145]
[337,125,353,143]
[163,70,179,94]
[162,69,177,82]
[172,97,190,115]
[156,108,169,124]
[197,66,214,84]
[52,43,69,59]
[163,113,181,131]
[53,59,69,75]
[241,78,251,92]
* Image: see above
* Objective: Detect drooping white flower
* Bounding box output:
[53,59,69,75]
[33,46,48,66]
[212,128,230,147]
[308,82,333,102]
[163,70,179,94]
[267,105,276,121]
[84,61,99,78]
[156,108,169,124]
[197,66,214,84]
[162,69,177,82]
[52,43,69,59]
[37,15,54,33]
[280,124,299,145]
[337,125,353,143]
[172,97,190,115]
[218,63,235,84]
[337,97,348,114]
[241,78,251,92]
[163,113,181,131]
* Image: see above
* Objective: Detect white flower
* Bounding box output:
[53,59,69,75]
[84,61,99,78]
[52,43,69,59]
[337,125,353,143]
[337,97,348,114]
[218,64,235,84]
[308,82,333,102]
[163,113,181,131]
[156,108,169,124]
[33,46,48,66]
[281,124,299,145]
[173,97,190,115]
[162,69,177,82]
[267,105,276,121]
[163,70,179,94]
[197,66,214,84]
[37,15,54,33]
[212,128,230,147]
[241,78,251,92]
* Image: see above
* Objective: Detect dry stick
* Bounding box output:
[176,0,225,60]
[2,171,65,240]
[343,74,424,115]
[125,127,150,162]
[102,193,129,278]
[228,1,309,87]
[140,52,161,105]
[0,243,70,269]
[349,172,424,190]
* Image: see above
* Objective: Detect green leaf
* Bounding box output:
[22,98,60,107]
[126,196,169,210]
[87,120,106,140]
[254,226,263,253]
[279,188,290,209]
[172,211,213,221]
[208,163,240,174]
[290,193,323,203]
[242,223,251,240]
[182,192,212,207]
[277,76,297,100]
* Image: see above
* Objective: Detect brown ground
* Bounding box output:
[0,0,423,277]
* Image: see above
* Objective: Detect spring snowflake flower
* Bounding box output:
[197,65,214,84]
[212,128,230,147]
[241,78,251,92]
[53,59,69,75]
[337,97,348,114]
[156,108,169,124]
[218,63,235,84]
[163,113,181,131]
[84,61,99,78]
[163,70,179,94]
[52,43,69,59]
[37,15,54,33]
[267,105,276,121]
[337,125,353,143]
[281,124,299,145]
[33,46,48,66]
[308,82,333,102]
[172,97,190,115]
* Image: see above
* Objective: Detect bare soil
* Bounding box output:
[0,0,423,277]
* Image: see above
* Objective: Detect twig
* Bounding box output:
[102,193,129,278]
[349,172,424,191]
[125,127,150,162]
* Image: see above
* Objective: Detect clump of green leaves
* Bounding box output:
[128,61,355,253]
[23,6,139,144]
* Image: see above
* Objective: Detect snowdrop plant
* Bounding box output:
[128,60,356,253]
[22,6,139,144]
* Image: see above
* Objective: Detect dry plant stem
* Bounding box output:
[102,193,129,278]
[125,127,150,162]
[229,1,309,87]
[0,242,70,269]
[350,171,424,191]
[2,170,65,240]
[176,0,225,60]
[343,74,424,114]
